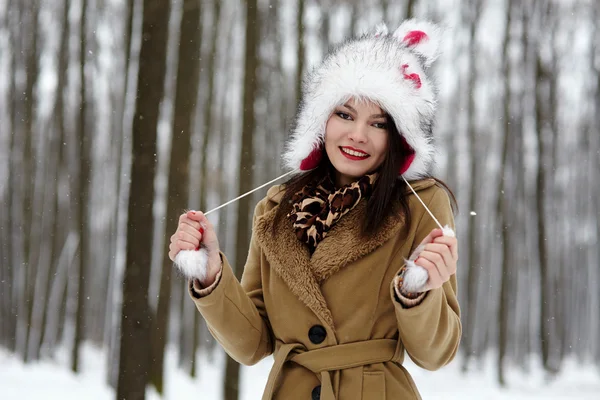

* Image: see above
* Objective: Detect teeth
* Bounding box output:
[341,147,368,157]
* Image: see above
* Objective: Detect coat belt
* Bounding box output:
[262,339,402,400]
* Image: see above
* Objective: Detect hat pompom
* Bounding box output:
[393,19,442,68]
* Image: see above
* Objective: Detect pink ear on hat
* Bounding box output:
[393,20,441,68]
[399,136,416,175]
[401,64,422,89]
[403,30,428,46]
[299,147,323,171]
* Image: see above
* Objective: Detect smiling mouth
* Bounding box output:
[340,146,370,160]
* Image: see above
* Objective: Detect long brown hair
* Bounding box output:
[273,117,457,237]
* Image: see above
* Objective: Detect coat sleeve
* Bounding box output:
[188,200,274,366]
[390,186,462,371]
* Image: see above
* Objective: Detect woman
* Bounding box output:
[169,19,460,400]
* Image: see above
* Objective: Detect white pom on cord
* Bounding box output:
[403,260,429,292]
[174,248,209,281]
[402,226,455,292]
[442,224,455,237]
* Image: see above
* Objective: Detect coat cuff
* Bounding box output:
[189,255,223,299]
[393,265,427,308]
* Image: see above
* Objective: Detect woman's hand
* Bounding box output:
[413,228,458,291]
[169,211,222,285]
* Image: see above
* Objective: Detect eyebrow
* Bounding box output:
[342,103,387,119]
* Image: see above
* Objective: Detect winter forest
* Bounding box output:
[0,0,599,399]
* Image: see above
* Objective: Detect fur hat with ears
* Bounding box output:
[283,19,443,180]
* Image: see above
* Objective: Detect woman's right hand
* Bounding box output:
[169,211,222,284]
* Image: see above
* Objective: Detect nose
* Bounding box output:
[347,123,368,143]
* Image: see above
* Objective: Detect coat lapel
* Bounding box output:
[253,179,436,330]
[254,202,336,329]
[310,201,402,283]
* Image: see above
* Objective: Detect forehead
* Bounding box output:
[345,97,384,114]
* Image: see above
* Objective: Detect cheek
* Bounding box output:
[325,119,343,146]
[373,136,389,160]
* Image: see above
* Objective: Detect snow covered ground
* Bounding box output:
[1,343,599,400]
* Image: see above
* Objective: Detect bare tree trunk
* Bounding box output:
[2,0,17,353]
[106,0,139,388]
[150,0,202,393]
[320,4,330,56]
[223,1,259,399]
[594,1,600,365]
[534,1,556,374]
[198,0,220,211]
[13,0,40,362]
[116,0,171,398]
[190,0,222,379]
[461,0,482,371]
[405,0,417,19]
[295,0,304,105]
[497,0,514,385]
[42,0,73,352]
[71,0,90,373]
[25,0,70,362]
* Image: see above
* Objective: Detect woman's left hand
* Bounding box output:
[414,228,458,291]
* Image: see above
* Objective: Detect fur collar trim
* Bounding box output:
[254,179,436,329]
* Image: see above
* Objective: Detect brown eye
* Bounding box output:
[335,112,352,120]
[373,122,388,129]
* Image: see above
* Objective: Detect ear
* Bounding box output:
[393,19,442,68]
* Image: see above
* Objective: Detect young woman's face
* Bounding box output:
[324,98,390,186]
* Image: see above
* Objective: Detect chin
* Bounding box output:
[332,162,371,180]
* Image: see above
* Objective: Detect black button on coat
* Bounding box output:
[311,385,321,400]
[308,325,327,344]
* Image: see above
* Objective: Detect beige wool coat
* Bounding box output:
[189,179,461,400]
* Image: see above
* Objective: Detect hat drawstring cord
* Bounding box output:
[204,170,297,216]
[401,176,455,237]
[203,171,453,237]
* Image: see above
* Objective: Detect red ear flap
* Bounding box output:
[403,30,428,46]
[398,136,416,175]
[300,147,322,171]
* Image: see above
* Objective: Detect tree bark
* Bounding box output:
[224,1,259,399]
[534,1,555,374]
[405,0,417,19]
[13,0,40,362]
[497,0,514,385]
[71,0,90,373]
[462,0,482,371]
[150,0,202,393]
[2,0,18,352]
[106,0,138,389]
[116,0,170,398]
[295,0,304,105]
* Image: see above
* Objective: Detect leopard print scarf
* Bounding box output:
[287,173,378,251]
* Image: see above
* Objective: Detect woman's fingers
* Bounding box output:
[418,249,450,282]
[414,256,442,289]
[177,229,201,246]
[423,243,455,274]
[179,212,202,231]
[179,222,202,239]
[168,238,196,261]
[433,235,458,261]
[418,228,444,247]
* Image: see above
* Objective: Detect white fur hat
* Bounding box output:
[283,19,443,180]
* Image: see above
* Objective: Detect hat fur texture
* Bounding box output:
[283,19,443,180]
